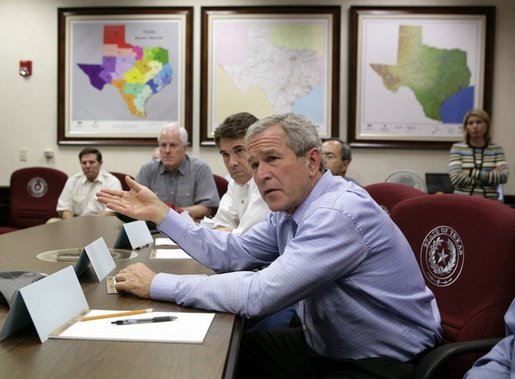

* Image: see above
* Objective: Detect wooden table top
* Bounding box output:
[0,216,241,378]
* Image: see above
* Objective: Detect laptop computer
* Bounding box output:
[425,173,454,194]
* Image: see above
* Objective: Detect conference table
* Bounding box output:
[0,216,242,378]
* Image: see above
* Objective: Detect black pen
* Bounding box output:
[112,316,177,325]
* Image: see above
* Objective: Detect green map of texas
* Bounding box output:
[78,25,173,118]
[370,25,471,121]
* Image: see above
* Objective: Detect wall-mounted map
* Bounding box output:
[77,25,174,119]
[348,6,494,148]
[58,8,192,145]
[201,7,340,144]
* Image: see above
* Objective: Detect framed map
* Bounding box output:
[58,7,193,145]
[348,6,495,149]
[200,6,340,145]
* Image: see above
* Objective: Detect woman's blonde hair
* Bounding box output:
[462,109,491,144]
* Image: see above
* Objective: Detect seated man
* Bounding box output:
[98,113,441,379]
[464,299,515,378]
[57,147,121,219]
[136,124,219,220]
[213,112,294,332]
[212,112,270,235]
[322,138,360,185]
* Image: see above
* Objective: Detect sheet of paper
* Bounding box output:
[50,311,215,344]
[155,237,178,246]
[150,249,192,259]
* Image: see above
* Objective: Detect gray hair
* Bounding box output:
[246,113,324,171]
[158,123,188,145]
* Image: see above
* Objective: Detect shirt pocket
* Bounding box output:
[71,193,88,214]
[175,183,194,206]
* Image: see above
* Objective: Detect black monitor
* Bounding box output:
[425,173,454,194]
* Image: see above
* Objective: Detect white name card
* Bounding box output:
[114,220,153,250]
[74,237,116,282]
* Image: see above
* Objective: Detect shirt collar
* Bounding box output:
[80,169,106,184]
[290,170,332,226]
[159,155,189,176]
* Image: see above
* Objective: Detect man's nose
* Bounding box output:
[229,155,239,166]
[255,163,270,181]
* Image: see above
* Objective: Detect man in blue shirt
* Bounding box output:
[464,298,514,379]
[98,113,441,378]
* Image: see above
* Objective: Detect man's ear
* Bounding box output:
[307,148,321,174]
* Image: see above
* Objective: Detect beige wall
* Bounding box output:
[1,0,514,194]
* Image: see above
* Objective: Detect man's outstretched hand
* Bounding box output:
[97,176,170,225]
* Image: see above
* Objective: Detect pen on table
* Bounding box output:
[112,316,177,325]
[81,308,153,322]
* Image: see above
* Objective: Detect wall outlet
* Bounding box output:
[19,148,27,161]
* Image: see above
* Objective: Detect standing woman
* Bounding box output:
[449,109,509,200]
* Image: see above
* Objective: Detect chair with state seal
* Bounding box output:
[0,167,68,234]
[365,182,428,214]
[390,194,515,379]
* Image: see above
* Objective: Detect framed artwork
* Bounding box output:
[348,6,495,149]
[200,6,340,145]
[57,7,193,145]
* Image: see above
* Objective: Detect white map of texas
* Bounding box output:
[220,25,321,114]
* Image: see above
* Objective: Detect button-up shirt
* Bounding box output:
[151,171,442,361]
[136,155,219,208]
[212,178,270,235]
[57,169,121,216]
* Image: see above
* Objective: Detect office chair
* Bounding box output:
[213,174,229,199]
[364,182,428,214]
[109,171,133,191]
[390,194,515,379]
[0,167,68,234]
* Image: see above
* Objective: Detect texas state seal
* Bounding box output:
[27,177,48,198]
[420,225,464,287]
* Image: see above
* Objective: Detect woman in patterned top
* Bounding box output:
[448,109,509,200]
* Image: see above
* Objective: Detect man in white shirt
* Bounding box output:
[56,147,122,219]
[212,112,270,235]
[212,112,294,332]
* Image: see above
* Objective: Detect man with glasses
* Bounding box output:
[322,138,360,185]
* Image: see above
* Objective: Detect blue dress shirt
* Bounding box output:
[464,299,515,378]
[151,171,442,361]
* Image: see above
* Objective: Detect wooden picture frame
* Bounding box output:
[57,7,193,145]
[200,6,340,145]
[348,6,495,149]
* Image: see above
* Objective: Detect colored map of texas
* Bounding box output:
[370,25,471,121]
[77,25,173,118]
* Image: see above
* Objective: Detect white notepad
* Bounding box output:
[154,237,178,246]
[150,248,192,259]
[50,311,215,344]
